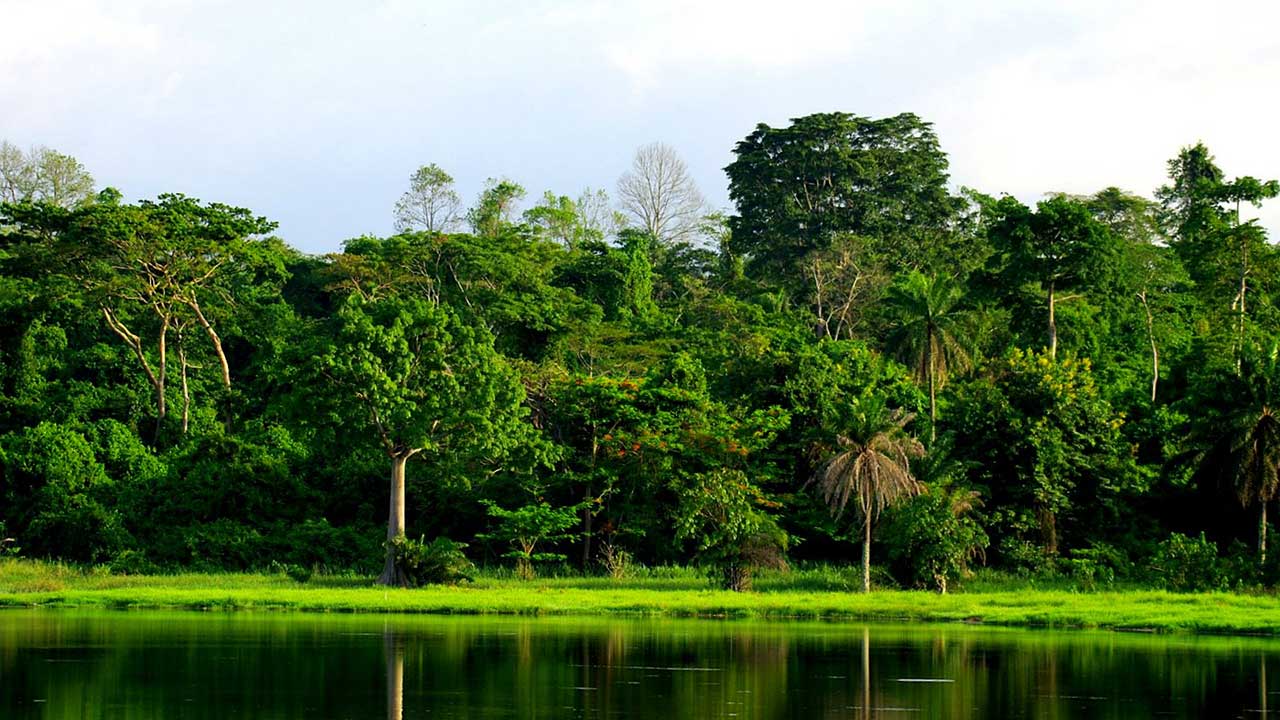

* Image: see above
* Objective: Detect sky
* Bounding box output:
[2,0,1278,253]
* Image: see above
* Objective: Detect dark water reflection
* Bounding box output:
[1,609,1278,718]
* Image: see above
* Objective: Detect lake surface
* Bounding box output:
[1,610,1277,718]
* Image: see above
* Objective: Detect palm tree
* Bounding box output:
[884,272,973,443]
[810,396,925,591]
[1193,345,1280,565]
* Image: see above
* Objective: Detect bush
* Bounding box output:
[107,549,160,575]
[883,488,988,593]
[1148,532,1225,592]
[1067,542,1131,590]
[172,519,266,570]
[598,541,633,580]
[276,519,381,573]
[389,536,474,587]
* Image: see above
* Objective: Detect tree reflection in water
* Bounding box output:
[3,612,1278,719]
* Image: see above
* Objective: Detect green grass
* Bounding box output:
[3,558,1279,636]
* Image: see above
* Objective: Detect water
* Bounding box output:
[1,609,1277,718]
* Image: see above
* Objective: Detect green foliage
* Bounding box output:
[0,422,131,562]
[674,468,789,591]
[1066,543,1131,591]
[387,536,475,587]
[725,112,961,280]
[1148,532,1225,592]
[883,486,988,592]
[479,500,581,580]
[4,123,1280,596]
[951,349,1138,558]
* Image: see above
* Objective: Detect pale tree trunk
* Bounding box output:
[377,453,411,586]
[178,335,190,435]
[101,307,170,438]
[1047,280,1057,360]
[1139,290,1159,402]
[862,518,872,593]
[927,336,937,445]
[188,300,234,430]
[1237,235,1248,375]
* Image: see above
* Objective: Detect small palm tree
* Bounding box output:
[811,396,925,591]
[884,271,973,443]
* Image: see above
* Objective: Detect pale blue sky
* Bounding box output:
[3,0,1278,252]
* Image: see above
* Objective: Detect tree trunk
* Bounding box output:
[862,518,872,593]
[1040,506,1058,556]
[188,300,234,431]
[927,345,937,445]
[1047,280,1057,360]
[1139,290,1159,402]
[178,337,190,435]
[580,486,594,570]
[377,454,409,586]
[1235,200,1248,374]
[1260,502,1268,567]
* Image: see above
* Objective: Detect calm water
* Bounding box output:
[1,610,1278,718]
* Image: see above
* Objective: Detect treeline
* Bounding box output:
[1,115,1278,591]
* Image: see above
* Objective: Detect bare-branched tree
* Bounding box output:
[617,142,707,244]
[393,163,462,234]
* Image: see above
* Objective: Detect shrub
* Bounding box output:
[598,541,633,580]
[478,500,581,581]
[1067,543,1126,590]
[883,487,988,593]
[389,536,474,587]
[107,549,160,575]
[1148,532,1225,592]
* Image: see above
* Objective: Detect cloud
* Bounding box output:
[926,0,1280,228]
[2,0,1277,249]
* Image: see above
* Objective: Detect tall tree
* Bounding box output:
[393,163,462,234]
[725,112,959,280]
[523,191,596,250]
[467,178,526,237]
[314,296,532,585]
[2,192,277,435]
[575,187,623,242]
[883,271,972,441]
[617,142,707,245]
[810,395,924,592]
[1157,144,1279,368]
[1079,187,1184,402]
[986,196,1115,359]
[0,141,95,209]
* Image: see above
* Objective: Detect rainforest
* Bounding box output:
[2,112,1278,599]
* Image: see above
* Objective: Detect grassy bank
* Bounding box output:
[3,559,1279,636]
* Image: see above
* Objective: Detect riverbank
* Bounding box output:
[3,559,1279,635]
